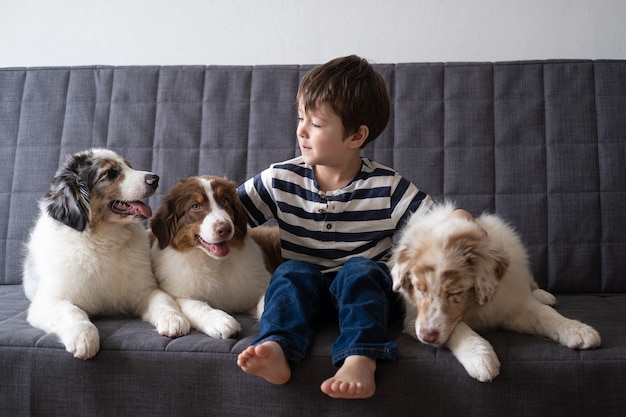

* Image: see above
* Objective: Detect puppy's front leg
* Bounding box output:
[445,322,500,382]
[27,298,100,359]
[177,298,241,339]
[504,298,601,350]
[141,289,191,338]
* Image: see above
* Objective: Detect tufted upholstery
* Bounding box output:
[0,61,625,417]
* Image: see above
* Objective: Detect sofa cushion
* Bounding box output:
[1,285,625,416]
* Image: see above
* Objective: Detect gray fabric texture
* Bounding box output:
[0,61,625,416]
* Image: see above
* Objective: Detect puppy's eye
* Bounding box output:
[191,203,201,210]
[221,196,230,206]
[447,291,464,304]
[105,168,119,181]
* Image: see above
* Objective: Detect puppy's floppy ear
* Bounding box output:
[449,223,509,305]
[150,195,178,250]
[232,193,249,240]
[390,263,407,293]
[221,177,249,240]
[390,247,412,292]
[472,247,509,305]
[44,152,93,231]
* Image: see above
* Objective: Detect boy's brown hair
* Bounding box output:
[296,55,390,147]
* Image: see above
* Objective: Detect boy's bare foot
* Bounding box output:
[320,355,376,399]
[237,341,291,385]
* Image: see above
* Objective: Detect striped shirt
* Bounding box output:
[237,156,430,272]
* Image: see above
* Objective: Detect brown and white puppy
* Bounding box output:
[150,176,280,339]
[390,202,601,382]
[23,149,190,359]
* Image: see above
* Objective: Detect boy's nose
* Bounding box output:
[296,124,307,138]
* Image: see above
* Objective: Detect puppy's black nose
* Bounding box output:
[145,174,159,189]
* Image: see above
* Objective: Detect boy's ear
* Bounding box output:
[347,125,369,148]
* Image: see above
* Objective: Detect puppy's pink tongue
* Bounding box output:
[111,200,152,218]
[128,201,152,218]
[209,242,230,257]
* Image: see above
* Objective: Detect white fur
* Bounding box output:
[391,202,601,382]
[23,149,190,359]
[151,176,271,339]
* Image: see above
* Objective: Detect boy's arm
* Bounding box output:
[392,175,431,229]
[237,171,276,227]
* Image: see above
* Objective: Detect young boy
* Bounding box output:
[236,55,431,399]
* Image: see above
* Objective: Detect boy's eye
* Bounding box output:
[297,113,322,128]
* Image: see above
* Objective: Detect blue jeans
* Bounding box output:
[252,256,401,366]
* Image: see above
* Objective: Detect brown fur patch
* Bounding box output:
[88,159,126,232]
[248,226,283,272]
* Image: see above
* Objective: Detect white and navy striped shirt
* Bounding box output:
[237,156,430,272]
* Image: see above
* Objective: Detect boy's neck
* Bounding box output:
[313,155,363,192]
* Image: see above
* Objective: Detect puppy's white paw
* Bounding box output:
[559,321,601,349]
[533,289,557,307]
[155,311,191,338]
[456,340,501,382]
[201,309,241,339]
[64,322,100,360]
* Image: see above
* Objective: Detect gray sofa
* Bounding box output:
[1,61,625,417]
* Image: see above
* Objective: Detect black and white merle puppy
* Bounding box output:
[23,148,190,359]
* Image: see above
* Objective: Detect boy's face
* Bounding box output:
[297,102,353,167]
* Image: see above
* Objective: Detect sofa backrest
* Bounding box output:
[0,61,624,293]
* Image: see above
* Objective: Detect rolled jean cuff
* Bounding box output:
[331,342,398,367]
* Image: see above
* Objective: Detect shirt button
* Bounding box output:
[326,224,332,230]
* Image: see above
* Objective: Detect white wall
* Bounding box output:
[1,0,625,67]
